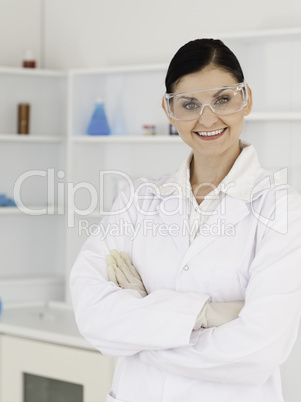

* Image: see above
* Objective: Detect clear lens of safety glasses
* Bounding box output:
[164,82,248,121]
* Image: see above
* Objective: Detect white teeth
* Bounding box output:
[197,129,225,137]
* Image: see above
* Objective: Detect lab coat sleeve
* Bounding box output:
[140,190,301,386]
[70,183,210,357]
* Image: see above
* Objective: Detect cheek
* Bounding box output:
[236,117,245,135]
[174,122,194,137]
[175,124,196,145]
[226,115,245,135]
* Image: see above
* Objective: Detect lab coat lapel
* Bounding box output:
[181,196,250,265]
[157,195,190,253]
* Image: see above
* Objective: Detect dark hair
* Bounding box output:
[165,39,244,93]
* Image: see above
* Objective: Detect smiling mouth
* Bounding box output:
[194,128,227,137]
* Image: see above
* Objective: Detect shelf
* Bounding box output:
[72,135,182,143]
[0,276,64,288]
[73,210,107,219]
[0,66,67,77]
[0,134,64,143]
[71,112,301,143]
[219,27,301,42]
[0,207,19,215]
[69,63,168,76]
[246,112,301,121]
[0,206,64,215]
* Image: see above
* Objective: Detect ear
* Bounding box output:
[162,97,177,126]
[243,84,253,116]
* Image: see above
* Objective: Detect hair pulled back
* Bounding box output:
[165,39,244,93]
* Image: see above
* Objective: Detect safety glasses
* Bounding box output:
[164,82,248,121]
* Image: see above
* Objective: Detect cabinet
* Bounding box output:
[1,27,301,306]
[0,334,113,402]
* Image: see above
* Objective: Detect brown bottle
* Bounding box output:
[18,104,30,134]
[22,50,36,68]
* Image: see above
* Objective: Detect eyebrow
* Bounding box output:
[213,88,227,97]
[178,96,197,101]
[176,88,228,101]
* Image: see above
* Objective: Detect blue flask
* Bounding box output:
[87,98,111,135]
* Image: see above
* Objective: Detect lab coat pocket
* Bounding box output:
[211,265,248,300]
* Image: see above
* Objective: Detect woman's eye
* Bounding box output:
[215,97,230,105]
[183,102,199,110]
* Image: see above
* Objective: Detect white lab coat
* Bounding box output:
[70,148,301,402]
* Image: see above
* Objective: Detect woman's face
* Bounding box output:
[164,67,252,159]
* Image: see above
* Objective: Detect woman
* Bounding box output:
[70,39,301,402]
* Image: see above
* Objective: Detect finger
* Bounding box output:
[107,265,118,285]
[138,289,148,297]
[110,250,134,281]
[106,254,119,285]
[119,251,132,266]
[115,266,131,288]
[110,250,128,270]
[119,252,147,293]
[106,254,117,268]
[119,251,141,280]
[110,249,122,263]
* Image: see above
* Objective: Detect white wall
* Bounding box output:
[43,0,301,69]
[0,0,42,67]
[1,0,301,69]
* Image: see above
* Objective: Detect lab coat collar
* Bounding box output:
[148,140,261,254]
[151,140,260,203]
[155,189,250,257]
[222,140,260,202]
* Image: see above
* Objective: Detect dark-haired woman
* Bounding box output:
[70,39,301,402]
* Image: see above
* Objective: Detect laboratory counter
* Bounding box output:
[0,300,94,350]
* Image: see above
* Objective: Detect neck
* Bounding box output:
[190,143,241,198]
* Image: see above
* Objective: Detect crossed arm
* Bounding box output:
[106,249,244,329]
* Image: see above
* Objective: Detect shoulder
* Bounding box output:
[118,170,177,198]
[253,166,301,204]
[109,170,178,214]
[251,166,301,234]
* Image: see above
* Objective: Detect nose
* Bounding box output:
[198,104,219,127]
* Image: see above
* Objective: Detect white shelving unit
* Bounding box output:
[2,27,301,307]
[0,67,67,303]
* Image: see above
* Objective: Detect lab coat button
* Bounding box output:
[183,265,189,271]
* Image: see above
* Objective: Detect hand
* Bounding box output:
[106,249,148,297]
[194,301,245,330]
